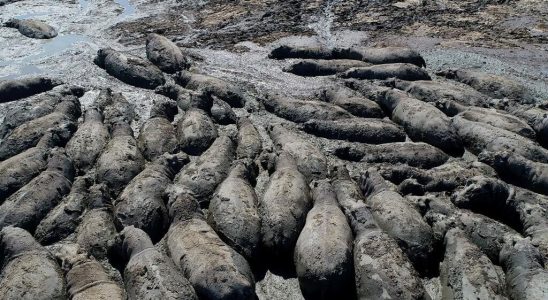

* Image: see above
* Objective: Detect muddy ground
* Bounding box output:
[0,0,547,299]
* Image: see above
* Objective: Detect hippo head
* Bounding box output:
[230,158,258,184]
[477,150,510,167]
[39,77,63,89]
[94,48,116,68]
[174,70,192,86]
[435,69,458,79]
[55,243,89,270]
[3,18,19,29]
[268,45,292,59]
[166,189,203,223]
[55,96,82,120]
[282,61,315,76]
[154,84,178,99]
[359,167,390,198]
[328,163,351,180]
[59,84,85,97]
[119,226,154,260]
[0,227,41,264]
[451,175,511,211]
[86,183,112,209]
[37,123,76,148]
[145,33,160,46]
[499,237,543,270]
[157,152,190,177]
[150,98,178,120]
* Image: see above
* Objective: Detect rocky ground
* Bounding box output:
[0,0,547,299]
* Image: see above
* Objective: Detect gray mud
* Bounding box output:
[1,0,547,299]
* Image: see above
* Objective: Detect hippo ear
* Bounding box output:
[359,168,390,198]
[383,78,397,88]
[398,178,425,196]
[164,152,189,173]
[498,234,533,266]
[477,151,499,165]
[434,99,447,110]
[94,49,107,68]
[495,152,511,166]
[153,84,168,96]
[54,243,82,271]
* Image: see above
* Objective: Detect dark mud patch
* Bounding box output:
[111,0,547,50]
[113,13,193,45]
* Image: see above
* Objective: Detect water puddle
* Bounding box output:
[78,0,89,10]
[0,34,89,79]
[26,34,89,61]
[14,11,52,19]
[0,65,42,80]
[115,0,135,20]
[1,0,136,79]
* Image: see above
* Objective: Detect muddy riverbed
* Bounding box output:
[0,0,547,299]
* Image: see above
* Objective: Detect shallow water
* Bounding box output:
[79,0,89,10]
[14,11,52,19]
[0,65,42,80]
[24,34,90,62]
[0,34,90,79]
[1,0,136,79]
[115,0,135,20]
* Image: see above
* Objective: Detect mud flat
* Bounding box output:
[1,0,547,299]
